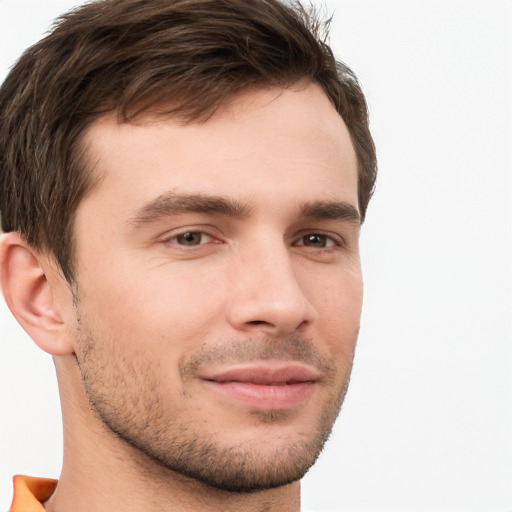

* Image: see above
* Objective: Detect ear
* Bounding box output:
[0,232,75,355]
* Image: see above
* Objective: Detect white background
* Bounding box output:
[1,1,511,510]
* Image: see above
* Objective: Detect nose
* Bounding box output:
[226,239,318,337]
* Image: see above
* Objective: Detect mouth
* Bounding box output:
[199,363,319,410]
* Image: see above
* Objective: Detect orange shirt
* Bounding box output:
[9,475,57,512]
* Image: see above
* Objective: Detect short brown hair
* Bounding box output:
[0,0,376,283]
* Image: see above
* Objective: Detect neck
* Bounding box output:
[45,356,301,512]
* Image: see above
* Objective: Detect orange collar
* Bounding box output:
[9,475,57,512]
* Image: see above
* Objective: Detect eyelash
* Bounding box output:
[163,229,343,250]
[164,230,217,247]
[294,233,342,249]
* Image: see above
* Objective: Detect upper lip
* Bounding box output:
[199,363,321,385]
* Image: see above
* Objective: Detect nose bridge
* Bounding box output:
[227,233,317,335]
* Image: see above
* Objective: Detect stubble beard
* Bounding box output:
[73,310,355,494]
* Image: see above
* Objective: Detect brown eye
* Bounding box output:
[296,233,337,248]
[173,232,212,246]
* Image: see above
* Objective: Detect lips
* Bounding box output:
[199,364,319,410]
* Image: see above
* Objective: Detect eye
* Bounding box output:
[296,233,338,248]
[168,231,214,247]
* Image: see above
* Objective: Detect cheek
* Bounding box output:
[78,263,228,350]
[312,262,363,315]
[310,268,363,354]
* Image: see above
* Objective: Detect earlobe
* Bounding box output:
[0,232,74,356]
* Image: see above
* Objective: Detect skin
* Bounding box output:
[0,82,362,511]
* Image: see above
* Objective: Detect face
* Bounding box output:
[70,82,362,492]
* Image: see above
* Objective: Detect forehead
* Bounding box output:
[78,83,358,219]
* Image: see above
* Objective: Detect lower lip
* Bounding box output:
[202,380,315,410]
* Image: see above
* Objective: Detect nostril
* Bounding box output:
[248,320,270,326]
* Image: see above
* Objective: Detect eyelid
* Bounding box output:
[159,226,222,245]
[293,230,345,248]
[171,232,213,245]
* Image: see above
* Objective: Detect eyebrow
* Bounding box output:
[130,192,360,227]
[299,200,361,225]
[130,192,251,226]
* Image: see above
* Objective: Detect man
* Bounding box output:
[0,0,376,510]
